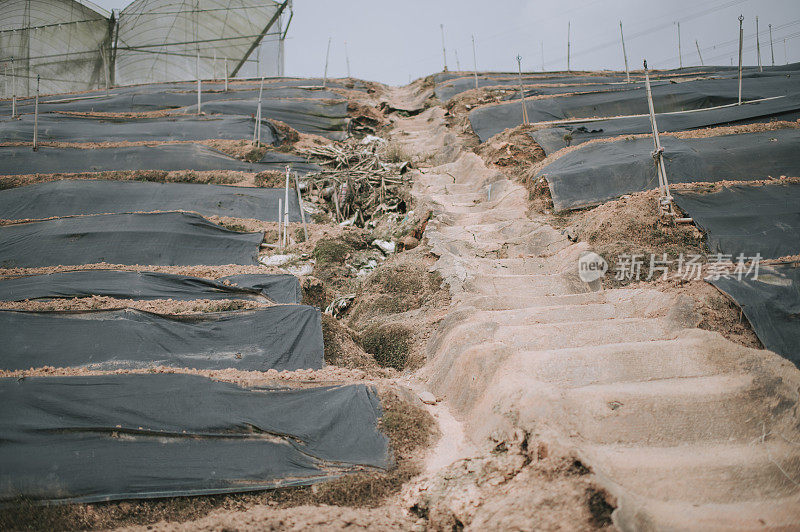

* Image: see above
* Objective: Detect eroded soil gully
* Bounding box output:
[387,86,800,530]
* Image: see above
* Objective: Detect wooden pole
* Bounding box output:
[695,40,704,66]
[677,22,682,69]
[254,76,264,145]
[619,21,630,82]
[224,57,228,91]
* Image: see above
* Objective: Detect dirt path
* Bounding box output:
[386,85,800,530]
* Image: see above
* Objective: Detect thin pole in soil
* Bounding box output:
[738,15,744,105]
[11,57,15,118]
[567,21,571,71]
[695,40,704,66]
[32,74,39,151]
[440,24,448,72]
[277,198,283,252]
[643,60,674,219]
[676,22,682,69]
[455,49,461,71]
[196,52,202,115]
[224,57,228,91]
[294,173,309,242]
[756,16,762,72]
[283,167,290,249]
[254,76,264,145]
[619,21,630,82]
[472,34,478,89]
[769,24,775,66]
[322,36,331,88]
[344,40,351,78]
[540,41,544,72]
[516,54,529,125]
[100,45,110,95]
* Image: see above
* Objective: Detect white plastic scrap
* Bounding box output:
[372,239,396,254]
[258,254,298,267]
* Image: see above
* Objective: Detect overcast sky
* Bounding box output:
[94,0,799,85]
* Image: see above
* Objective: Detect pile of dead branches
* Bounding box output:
[297,138,411,226]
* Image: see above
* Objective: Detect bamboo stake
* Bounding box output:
[224,57,228,91]
[695,40,704,66]
[619,21,630,82]
[284,167,290,248]
[11,58,16,118]
[277,199,283,252]
[322,37,331,88]
[294,174,309,241]
[769,24,775,66]
[32,74,39,151]
[756,17,763,72]
[196,52,201,115]
[516,55,529,125]
[738,15,744,105]
[440,24,448,71]
[472,35,478,89]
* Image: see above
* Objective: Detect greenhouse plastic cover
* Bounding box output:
[0,114,279,144]
[0,0,111,95]
[0,305,323,371]
[0,271,302,304]
[469,75,800,142]
[114,0,284,86]
[530,94,800,155]
[0,179,302,222]
[673,183,800,260]
[538,130,800,211]
[709,265,800,367]
[0,374,388,504]
[0,212,264,268]
[0,145,319,176]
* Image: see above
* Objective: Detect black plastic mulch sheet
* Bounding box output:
[0,212,263,268]
[469,75,800,142]
[538,129,800,211]
[0,179,302,222]
[0,145,320,177]
[434,74,630,102]
[673,183,800,260]
[530,94,800,154]
[709,265,800,366]
[0,114,279,145]
[0,88,344,115]
[191,99,350,139]
[220,273,302,304]
[0,306,323,371]
[0,374,388,504]
[0,271,302,305]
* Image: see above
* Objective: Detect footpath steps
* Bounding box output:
[392,104,800,530]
